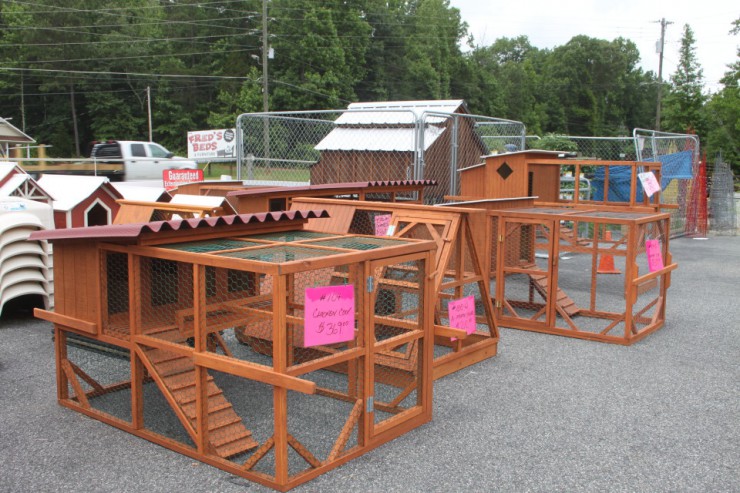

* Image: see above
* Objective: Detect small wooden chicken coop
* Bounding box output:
[33,211,437,491]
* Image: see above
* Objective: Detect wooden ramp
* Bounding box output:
[140,336,258,458]
[526,267,580,317]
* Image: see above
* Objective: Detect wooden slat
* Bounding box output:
[34,308,97,335]
[193,352,316,395]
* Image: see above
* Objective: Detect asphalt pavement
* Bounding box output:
[1,235,738,493]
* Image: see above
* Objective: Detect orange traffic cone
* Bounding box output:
[597,230,621,274]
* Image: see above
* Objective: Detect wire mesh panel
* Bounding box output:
[630,219,671,337]
[498,220,552,324]
[134,257,195,347]
[709,156,737,235]
[103,251,130,340]
[370,257,426,428]
[61,332,132,423]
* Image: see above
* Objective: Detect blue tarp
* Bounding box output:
[644,150,694,188]
[591,151,695,202]
[591,165,643,203]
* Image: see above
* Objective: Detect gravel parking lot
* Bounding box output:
[1,235,738,493]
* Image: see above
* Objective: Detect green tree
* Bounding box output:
[269,0,372,110]
[703,18,739,174]
[397,0,468,100]
[542,35,646,136]
[661,24,707,136]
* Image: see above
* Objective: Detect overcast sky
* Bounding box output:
[449,0,738,92]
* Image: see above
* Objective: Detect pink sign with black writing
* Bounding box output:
[645,239,664,272]
[638,171,661,198]
[374,214,392,236]
[448,295,476,341]
[304,285,355,347]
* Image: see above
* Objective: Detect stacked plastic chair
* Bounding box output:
[0,198,54,314]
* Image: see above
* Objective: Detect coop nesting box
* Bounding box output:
[33,211,437,491]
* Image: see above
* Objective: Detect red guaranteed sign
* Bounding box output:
[162,169,204,190]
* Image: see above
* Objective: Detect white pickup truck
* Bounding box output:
[90,140,199,181]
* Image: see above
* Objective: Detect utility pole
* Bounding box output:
[261,0,270,174]
[261,0,268,113]
[655,18,673,131]
[146,86,153,142]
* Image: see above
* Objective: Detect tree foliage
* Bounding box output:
[0,0,732,173]
[702,17,739,173]
[662,24,707,136]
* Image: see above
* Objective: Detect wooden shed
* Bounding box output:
[32,211,437,490]
[37,174,123,229]
[311,100,487,200]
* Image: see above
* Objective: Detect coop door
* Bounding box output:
[366,255,428,436]
[497,218,557,327]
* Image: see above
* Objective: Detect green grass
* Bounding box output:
[201,162,310,182]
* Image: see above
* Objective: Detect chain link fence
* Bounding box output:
[236,108,526,202]
[234,108,728,237]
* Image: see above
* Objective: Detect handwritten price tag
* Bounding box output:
[448,295,476,341]
[304,285,355,347]
[374,214,391,236]
[638,171,661,198]
[645,239,664,272]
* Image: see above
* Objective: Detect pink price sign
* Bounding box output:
[638,171,661,198]
[645,239,664,272]
[448,295,476,341]
[304,285,355,347]
[374,214,392,236]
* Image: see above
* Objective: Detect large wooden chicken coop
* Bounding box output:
[32,211,437,491]
[449,153,677,344]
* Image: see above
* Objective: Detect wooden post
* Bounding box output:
[55,326,69,401]
[361,260,374,445]
[194,264,209,455]
[272,273,289,485]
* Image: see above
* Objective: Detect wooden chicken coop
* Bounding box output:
[447,152,677,344]
[32,211,437,491]
[289,197,500,379]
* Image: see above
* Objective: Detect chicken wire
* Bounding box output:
[709,155,737,235]
[95,230,433,487]
[491,209,672,344]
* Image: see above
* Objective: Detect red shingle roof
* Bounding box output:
[29,210,330,242]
